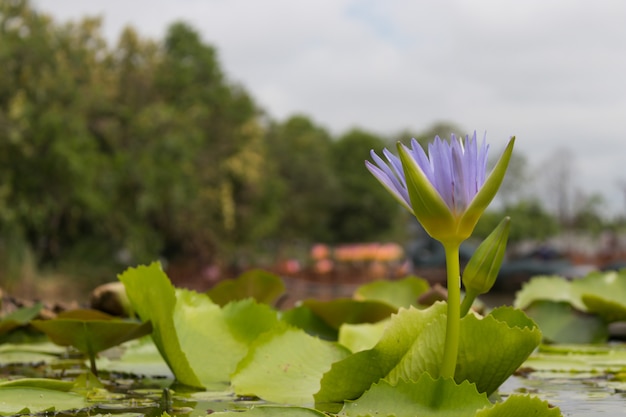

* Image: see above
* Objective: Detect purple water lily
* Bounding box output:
[366,132,489,216]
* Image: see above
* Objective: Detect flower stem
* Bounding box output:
[460,289,478,317]
[441,242,461,379]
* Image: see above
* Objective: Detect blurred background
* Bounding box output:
[2,0,626,303]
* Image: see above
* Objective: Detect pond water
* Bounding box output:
[2,350,625,416]
[501,373,626,416]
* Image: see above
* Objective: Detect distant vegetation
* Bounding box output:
[0,0,622,290]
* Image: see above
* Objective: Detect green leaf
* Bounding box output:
[475,394,562,417]
[456,307,542,395]
[207,269,286,307]
[301,298,397,329]
[0,303,43,336]
[0,378,74,391]
[30,309,152,357]
[0,387,87,416]
[231,322,350,406]
[315,303,448,412]
[338,319,389,353]
[572,270,626,322]
[316,303,541,412]
[337,375,490,417]
[118,262,202,388]
[523,301,609,344]
[174,290,278,386]
[280,305,338,340]
[211,406,327,416]
[354,276,430,308]
[514,275,585,311]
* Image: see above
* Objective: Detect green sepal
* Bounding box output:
[458,137,515,238]
[462,217,510,296]
[396,142,456,242]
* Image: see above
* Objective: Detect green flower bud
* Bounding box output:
[462,216,510,295]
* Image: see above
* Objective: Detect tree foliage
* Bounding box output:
[0,0,599,285]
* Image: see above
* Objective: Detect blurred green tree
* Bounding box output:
[329,129,405,243]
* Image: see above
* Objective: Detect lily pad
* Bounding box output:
[207,269,286,307]
[572,271,626,322]
[514,276,585,310]
[30,309,153,374]
[0,303,43,337]
[353,276,430,308]
[280,305,338,340]
[338,319,390,353]
[211,406,327,416]
[0,387,87,416]
[301,298,397,329]
[315,303,448,412]
[231,322,350,405]
[523,301,608,344]
[315,302,541,412]
[475,394,561,417]
[31,309,152,355]
[174,290,278,386]
[338,374,490,417]
[119,262,202,388]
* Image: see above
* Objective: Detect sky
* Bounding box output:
[34,0,626,217]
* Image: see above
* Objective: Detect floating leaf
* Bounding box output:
[455,306,542,395]
[0,303,43,337]
[338,319,390,353]
[232,322,350,405]
[353,276,430,308]
[301,298,397,329]
[523,301,608,344]
[514,276,585,310]
[30,309,152,374]
[211,406,326,416]
[280,305,338,340]
[572,271,626,322]
[174,290,278,386]
[337,375,490,417]
[0,378,74,391]
[475,394,561,417]
[315,303,448,412]
[207,269,286,307]
[0,387,87,416]
[316,302,541,412]
[118,262,202,388]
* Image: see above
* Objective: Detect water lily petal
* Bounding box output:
[458,137,515,239]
